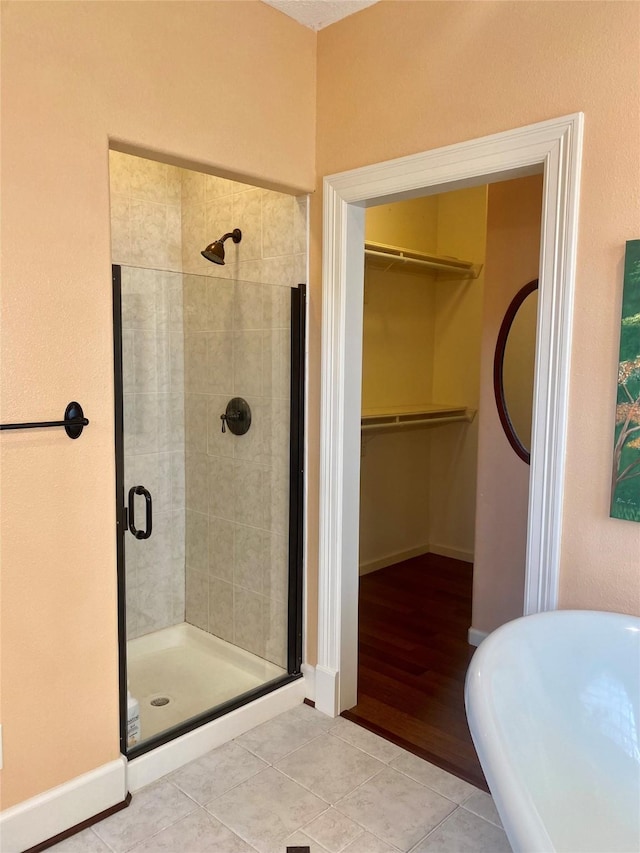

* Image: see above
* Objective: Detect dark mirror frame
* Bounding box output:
[493,278,538,465]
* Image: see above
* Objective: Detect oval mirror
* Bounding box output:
[493,279,538,464]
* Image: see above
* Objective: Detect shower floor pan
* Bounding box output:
[127,622,285,743]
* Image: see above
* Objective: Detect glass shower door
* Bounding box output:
[113,265,304,756]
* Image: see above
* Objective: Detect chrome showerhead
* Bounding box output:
[201,228,242,265]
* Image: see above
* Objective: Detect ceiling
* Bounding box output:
[262,0,378,31]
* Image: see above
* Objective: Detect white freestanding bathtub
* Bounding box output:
[465,610,640,852]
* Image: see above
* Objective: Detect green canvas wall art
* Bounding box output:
[611,239,640,522]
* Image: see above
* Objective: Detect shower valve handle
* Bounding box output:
[220,398,251,436]
[220,411,241,433]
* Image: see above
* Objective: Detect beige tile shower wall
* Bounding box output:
[180,170,307,287]
[110,152,183,271]
[182,172,306,669]
[110,152,186,639]
[183,278,292,668]
[121,267,186,639]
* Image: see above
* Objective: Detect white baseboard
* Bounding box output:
[0,757,127,853]
[314,665,339,717]
[0,673,315,850]
[429,543,474,563]
[359,543,431,575]
[127,676,307,791]
[359,543,473,574]
[301,662,315,702]
[468,627,489,647]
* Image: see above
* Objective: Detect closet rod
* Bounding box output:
[364,248,480,276]
[361,413,473,432]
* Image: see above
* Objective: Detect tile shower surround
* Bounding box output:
[180,168,306,287]
[180,165,305,669]
[120,266,186,640]
[110,151,306,667]
[110,153,182,272]
[183,276,292,668]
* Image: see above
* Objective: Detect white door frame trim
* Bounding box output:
[316,114,584,716]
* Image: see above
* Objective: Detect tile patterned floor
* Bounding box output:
[50,705,511,853]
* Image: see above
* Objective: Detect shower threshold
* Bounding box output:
[127,622,286,745]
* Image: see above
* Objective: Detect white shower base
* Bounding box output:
[127,622,286,744]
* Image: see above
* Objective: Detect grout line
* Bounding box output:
[330,722,483,807]
[93,786,201,853]
[326,725,400,765]
[120,804,200,853]
[328,801,404,853]
[384,765,480,808]
[202,764,273,809]
[170,767,271,822]
[298,805,366,853]
[256,730,327,767]
[200,771,282,852]
[88,825,119,853]
[165,779,208,807]
[329,764,458,852]
[460,794,502,828]
[457,787,476,807]
[405,806,459,853]
[272,758,356,806]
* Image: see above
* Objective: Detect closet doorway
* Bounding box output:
[345,176,544,787]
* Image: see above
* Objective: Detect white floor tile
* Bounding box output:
[411,807,512,852]
[276,734,384,804]
[206,767,326,852]
[92,780,196,852]
[236,705,329,763]
[169,740,267,803]
[284,829,331,852]
[328,718,403,763]
[48,828,111,853]
[288,703,335,730]
[63,706,492,853]
[335,767,456,852]
[460,789,502,827]
[390,752,476,804]
[341,831,400,852]
[302,807,364,852]
[127,808,257,852]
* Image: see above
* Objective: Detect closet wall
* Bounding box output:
[429,187,487,558]
[359,199,438,570]
[359,187,487,572]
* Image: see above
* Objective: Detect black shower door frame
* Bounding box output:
[112,265,305,759]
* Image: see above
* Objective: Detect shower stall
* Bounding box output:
[112,263,305,757]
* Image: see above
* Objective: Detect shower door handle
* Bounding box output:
[128,485,153,540]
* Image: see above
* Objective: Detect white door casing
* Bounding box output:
[316,114,584,716]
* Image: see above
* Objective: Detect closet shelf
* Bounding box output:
[365,241,482,279]
[361,403,476,433]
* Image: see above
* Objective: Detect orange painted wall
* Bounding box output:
[0,0,315,808]
[3,0,640,815]
[311,0,640,661]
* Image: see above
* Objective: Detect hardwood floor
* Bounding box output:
[343,553,488,791]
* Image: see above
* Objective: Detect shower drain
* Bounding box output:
[150,696,170,707]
